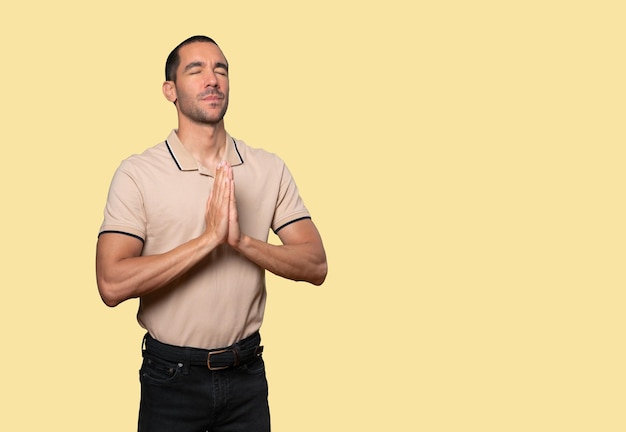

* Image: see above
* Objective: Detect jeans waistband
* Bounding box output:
[143,332,263,370]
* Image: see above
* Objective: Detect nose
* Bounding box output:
[205,71,218,87]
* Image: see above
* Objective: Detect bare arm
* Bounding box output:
[233,219,327,285]
[225,168,327,285]
[96,162,233,307]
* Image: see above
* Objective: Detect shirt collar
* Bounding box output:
[165,129,243,175]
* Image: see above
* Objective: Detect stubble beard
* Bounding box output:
[178,90,229,126]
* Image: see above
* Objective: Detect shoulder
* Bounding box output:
[117,141,170,174]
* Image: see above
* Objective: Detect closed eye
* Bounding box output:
[215,62,229,76]
[183,61,205,75]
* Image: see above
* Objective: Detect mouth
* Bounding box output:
[199,91,224,101]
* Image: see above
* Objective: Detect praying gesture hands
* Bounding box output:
[204,161,241,248]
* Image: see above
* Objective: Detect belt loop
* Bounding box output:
[181,347,192,375]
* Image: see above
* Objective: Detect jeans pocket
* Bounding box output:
[140,355,182,385]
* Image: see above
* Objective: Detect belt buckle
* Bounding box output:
[207,348,238,371]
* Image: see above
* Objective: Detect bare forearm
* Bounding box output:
[234,234,327,285]
[96,233,221,307]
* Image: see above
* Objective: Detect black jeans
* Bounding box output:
[138,333,270,432]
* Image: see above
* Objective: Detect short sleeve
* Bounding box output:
[98,162,147,241]
[272,161,311,233]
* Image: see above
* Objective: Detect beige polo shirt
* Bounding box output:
[99,130,310,349]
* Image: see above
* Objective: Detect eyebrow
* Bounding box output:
[183,61,205,73]
[183,61,229,73]
[215,62,229,71]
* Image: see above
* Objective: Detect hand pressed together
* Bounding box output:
[204,161,242,248]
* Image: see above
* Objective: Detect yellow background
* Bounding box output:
[1,1,624,431]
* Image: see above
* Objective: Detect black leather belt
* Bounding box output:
[143,332,264,371]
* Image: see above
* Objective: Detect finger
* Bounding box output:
[211,161,229,205]
[229,170,236,208]
[219,162,231,202]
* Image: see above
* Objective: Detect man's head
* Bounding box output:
[163,36,230,126]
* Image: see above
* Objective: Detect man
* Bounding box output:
[96,35,327,432]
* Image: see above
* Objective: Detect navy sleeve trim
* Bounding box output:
[274,216,312,234]
[98,230,145,243]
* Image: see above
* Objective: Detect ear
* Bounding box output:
[162,81,177,104]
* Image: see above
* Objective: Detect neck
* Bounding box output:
[176,119,228,172]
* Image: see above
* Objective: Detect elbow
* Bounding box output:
[101,295,122,308]
[310,261,328,286]
[99,290,123,308]
[97,279,124,308]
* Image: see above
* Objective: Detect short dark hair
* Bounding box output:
[165,35,220,82]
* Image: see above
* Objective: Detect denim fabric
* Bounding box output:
[138,338,270,432]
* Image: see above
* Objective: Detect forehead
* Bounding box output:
[178,42,228,67]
